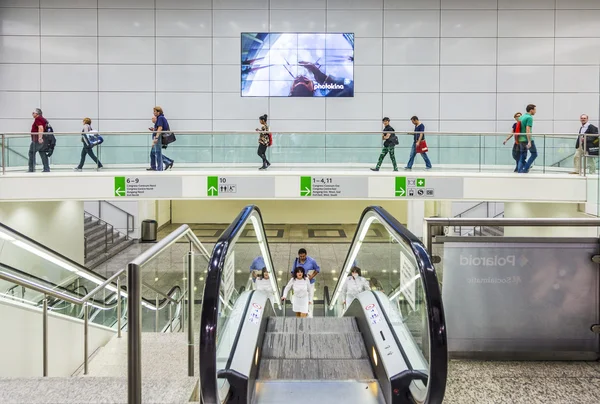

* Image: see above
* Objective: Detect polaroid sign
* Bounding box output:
[459,254,516,267]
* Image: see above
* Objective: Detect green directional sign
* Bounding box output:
[114,177,125,197]
[395,177,406,197]
[416,178,426,188]
[207,176,218,197]
[300,176,312,197]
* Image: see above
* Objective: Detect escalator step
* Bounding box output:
[261,332,367,360]
[257,359,374,381]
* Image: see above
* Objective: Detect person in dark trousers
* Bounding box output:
[572,114,599,175]
[74,117,102,171]
[371,117,398,171]
[256,114,271,170]
[518,104,537,173]
[503,112,522,172]
[405,116,432,170]
[28,108,50,173]
[148,106,173,171]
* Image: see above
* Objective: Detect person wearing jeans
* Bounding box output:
[517,104,537,173]
[74,117,102,171]
[28,108,50,173]
[405,116,432,170]
[148,106,173,171]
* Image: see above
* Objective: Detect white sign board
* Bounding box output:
[114,176,182,198]
[223,252,235,305]
[399,252,417,312]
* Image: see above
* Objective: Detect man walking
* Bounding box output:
[518,104,537,173]
[405,116,432,170]
[28,108,50,173]
[572,114,598,174]
[371,117,398,171]
[290,248,320,317]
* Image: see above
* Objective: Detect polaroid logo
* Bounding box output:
[314,83,345,90]
[459,254,516,267]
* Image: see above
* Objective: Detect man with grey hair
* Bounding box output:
[572,114,598,175]
[29,108,50,172]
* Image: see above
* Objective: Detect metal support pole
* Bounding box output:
[187,250,194,377]
[84,303,89,375]
[117,277,122,338]
[169,302,173,333]
[155,295,159,332]
[127,263,142,404]
[1,134,6,175]
[42,296,48,377]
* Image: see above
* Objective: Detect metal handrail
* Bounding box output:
[98,201,135,237]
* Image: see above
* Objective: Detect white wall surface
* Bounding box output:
[0,0,599,134]
[0,298,115,377]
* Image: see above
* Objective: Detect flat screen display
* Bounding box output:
[241,33,354,97]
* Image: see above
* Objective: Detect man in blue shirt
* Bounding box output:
[290,248,320,317]
[148,106,174,171]
[405,116,432,170]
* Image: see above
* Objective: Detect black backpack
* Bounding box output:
[43,122,57,157]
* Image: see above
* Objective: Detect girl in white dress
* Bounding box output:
[281,267,311,317]
[342,266,370,309]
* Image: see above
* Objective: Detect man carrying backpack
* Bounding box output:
[28,108,50,173]
[371,117,399,171]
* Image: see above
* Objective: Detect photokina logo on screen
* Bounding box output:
[459,254,517,267]
[314,83,345,90]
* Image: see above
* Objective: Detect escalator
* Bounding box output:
[199,205,448,404]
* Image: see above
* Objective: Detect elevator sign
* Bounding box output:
[395,176,463,199]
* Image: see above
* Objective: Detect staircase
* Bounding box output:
[84,213,135,269]
[453,201,505,237]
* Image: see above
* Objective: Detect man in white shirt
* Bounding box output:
[572,114,598,175]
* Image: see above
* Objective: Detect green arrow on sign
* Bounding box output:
[114,177,125,197]
[395,177,406,197]
[207,176,218,197]
[416,178,426,188]
[300,176,312,197]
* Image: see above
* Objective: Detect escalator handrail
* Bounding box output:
[199,205,277,404]
[331,206,448,404]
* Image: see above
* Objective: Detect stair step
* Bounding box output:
[85,238,135,269]
[266,317,359,334]
[258,359,374,381]
[261,331,367,360]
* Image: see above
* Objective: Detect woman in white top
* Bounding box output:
[254,268,273,293]
[74,117,103,171]
[342,266,370,308]
[281,267,311,317]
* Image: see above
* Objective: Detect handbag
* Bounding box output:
[416,140,429,153]
[162,132,176,145]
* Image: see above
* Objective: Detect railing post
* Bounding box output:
[42,296,48,377]
[169,301,173,333]
[104,223,108,253]
[155,295,159,332]
[127,263,142,404]
[84,303,89,375]
[187,249,194,377]
[117,277,122,338]
[1,133,6,175]
[98,200,101,219]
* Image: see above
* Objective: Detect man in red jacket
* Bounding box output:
[29,108,50,173]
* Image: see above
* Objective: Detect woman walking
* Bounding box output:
[503,112,522,172]
[256,114,271,170]
[281,267,311,317]
[74,117,102,171]
[341,267,370,309]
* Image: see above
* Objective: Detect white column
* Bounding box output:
[407,199,426,238]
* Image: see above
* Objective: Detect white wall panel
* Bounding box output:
[354,38,382,65]
[212,10,268,37]
[213,0,269,9]
[384,66,439,93]
[98,37,154,64]
[156,0,212,9]
[213,65,240,92]
[384,38,439,65]
[99,65,155,92]
[213,119,259,131]
[1,0,39,7]
[213,93,268,120]
[326,93,383,120]
[155,93,212,120]
[41,37,95,63]
[556,11,600,38]
[496,93,554,121]
[41,65,97,92]
[441,11,497,38]
[497,66,554,93]
[156,65,212,92]
[269,10,326,32]
[0,118,40,132]
[41,8,97,36]
[498,38,554,65]
[270,0,326,9]
[166,119,212,131]
[40,0,97,7]
[498,10,555,38]
[156,38,212,64]
[99,92,155,119]
[212,37,240,64]
[554,66,600,93]
[326,10,383,37]
[327,0,383,9]
[556,0,600,9]
[98,9,155,37]
[98,0,154,8]
[440,66,496,92]
[384,0,440,9]
[0,36,40,63]
[554,94,600,120]
[440,93,496,120]
[41,92,98,119]
[555,38,600,65]
[324,120,378,131]
[0,92,41,118]
[440,38,496,65]
[270,97,325,120]
[440,120,497,133]
[384,10,440,38]
[156,10,212,37]
[383,93,439,121]
[441,0,497,9]
[0,7,39,35]
[498,0,554,9]
[0,64,40,91]
[270,119,325,132]
[354,66,383,93]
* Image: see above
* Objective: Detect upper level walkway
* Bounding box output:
[0,130,596,203]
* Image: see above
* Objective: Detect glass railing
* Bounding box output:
[199,205,279,404]
[0,130,585,174]
[329,206,447,404]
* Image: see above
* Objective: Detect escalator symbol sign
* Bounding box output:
[365,304,375,310]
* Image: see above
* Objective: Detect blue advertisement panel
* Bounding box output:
[241,33,354,97]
